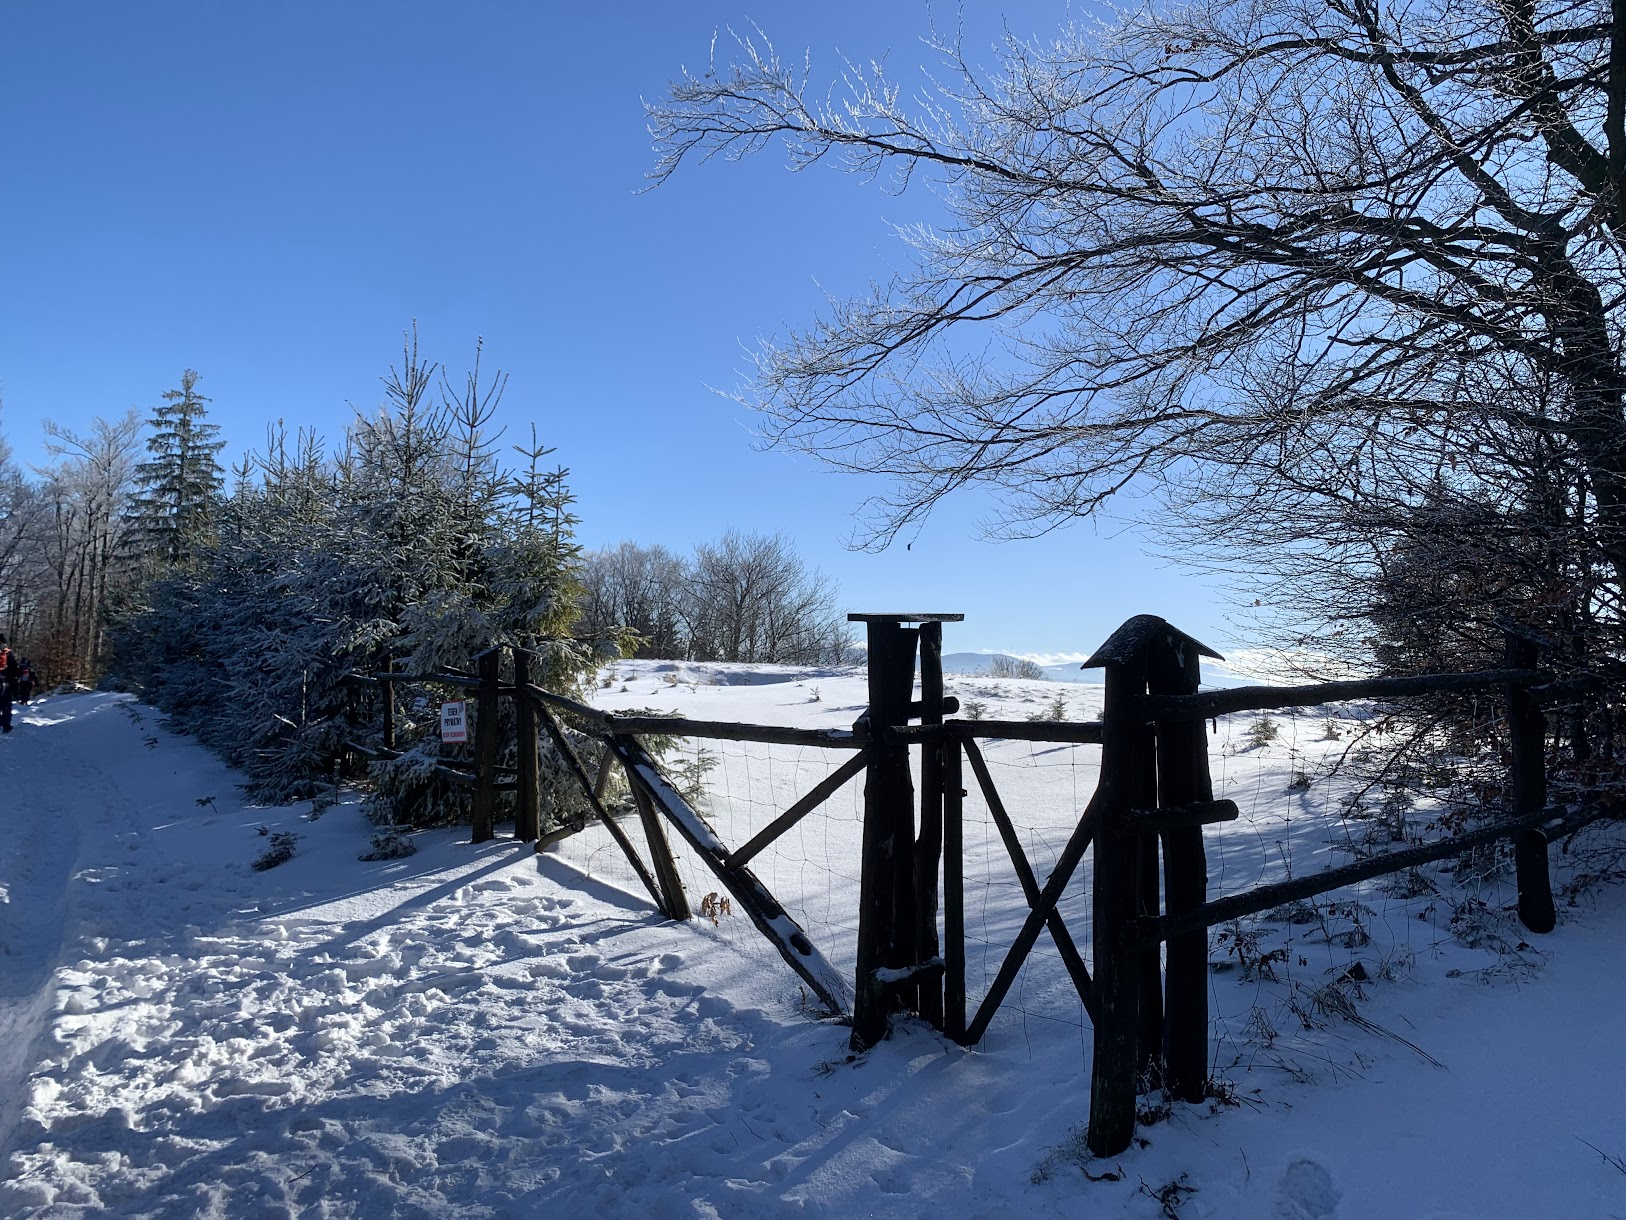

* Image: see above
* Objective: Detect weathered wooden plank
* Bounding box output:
[512,648,541,842]
[962,739,1097,1024]
[1150,634,1212,1106]
[523,686,868,749]
[851,620,919,1050]
[1127,806,1561,948]
[1135,717,1162,1092]
[524,685,613,728]
[1118,800,1239,836]
[943,739,967,1043]
[728,750,869,869]
[607,733,850,1016]
[623,750,691,922]
[914,620,946,1028]
[1088,647,1151,1160]
[1145,668,1551,722]
[847,612,965,623]
[600,715,869,749]
[890,719,1104,745]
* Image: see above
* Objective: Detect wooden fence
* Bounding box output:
[340,612,1608,1159]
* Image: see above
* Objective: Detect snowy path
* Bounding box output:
[0,694,780,1217]
[1,689,1623,1218]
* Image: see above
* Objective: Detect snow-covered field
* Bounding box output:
[1,667,1622,1218]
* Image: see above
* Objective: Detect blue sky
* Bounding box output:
[0,2,1236,658]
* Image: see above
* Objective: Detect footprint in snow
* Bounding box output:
[870,1164,914,1196]
[1272,1156,1342,1220]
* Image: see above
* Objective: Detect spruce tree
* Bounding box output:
[111,336,597,829]
[131,369,225,569]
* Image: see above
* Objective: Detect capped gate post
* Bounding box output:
[848,612,962,1052]
[1085,616,1222,1153]
[1147,624,1222,1104]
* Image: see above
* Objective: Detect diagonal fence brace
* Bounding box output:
[605,733,852,1017]
[962,740,1097,1025]
[963,787,1104,1045]
[533,701,668,914]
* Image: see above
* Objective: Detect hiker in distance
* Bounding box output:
[0,635,18,733]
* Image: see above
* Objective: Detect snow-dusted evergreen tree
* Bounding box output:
[112,333,593,830]
[129,370,225,570]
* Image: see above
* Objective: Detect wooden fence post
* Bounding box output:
[471,647,500,843]
[849,616,920,1051]
[1136,702,1162,1091]
[1149,627,1219,1104]
[1505,632,1556,934]
[1084,616,1224,1154]
[1086,620,1153,1157]
[943,736,966,1043]
[915,619,947,1028]
[512,647,541,842]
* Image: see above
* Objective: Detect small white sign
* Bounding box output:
[440,701,468,743]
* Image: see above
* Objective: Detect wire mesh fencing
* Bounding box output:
[1198,700,1548,1090]
[543,685,1595,1096]
[956,733,1100,1060]
[544,735,868,988]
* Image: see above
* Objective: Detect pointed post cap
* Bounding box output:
[1081,614,1223,669]
[847,613,964,623]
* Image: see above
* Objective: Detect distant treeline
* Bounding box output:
[575,535,855,667]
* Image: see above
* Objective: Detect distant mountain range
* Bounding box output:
[940,652,1255,688]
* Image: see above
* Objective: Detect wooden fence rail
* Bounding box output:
[890,718,1104,745]
[1143,667,1551,721]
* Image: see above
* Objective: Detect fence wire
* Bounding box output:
[545,736,868,991]
[545,679,1598,1094]
[958,733,1098,1062]
[1202,700,1536,1090]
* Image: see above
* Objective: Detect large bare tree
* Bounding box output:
[649,1,1626,656]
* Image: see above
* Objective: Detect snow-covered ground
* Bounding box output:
[1,669,1622,1218]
